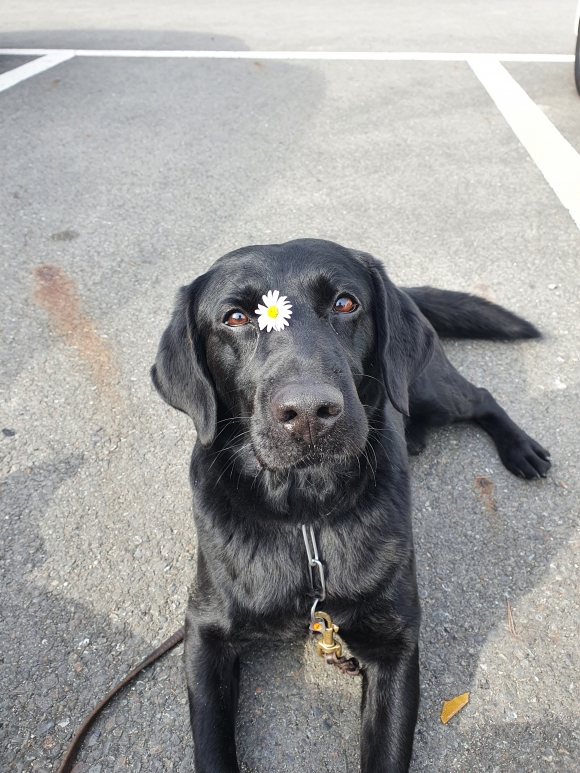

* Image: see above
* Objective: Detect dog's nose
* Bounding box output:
[271,383,344,444]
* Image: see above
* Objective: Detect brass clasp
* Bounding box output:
[310,611,342,659]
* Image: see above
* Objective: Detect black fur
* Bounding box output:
[151,238,550,772]
[404,286,541,341]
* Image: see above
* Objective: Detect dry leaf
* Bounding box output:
[440,692,469,724]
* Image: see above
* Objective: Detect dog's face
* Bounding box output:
[199,242,375,471]
[152,239,434,476]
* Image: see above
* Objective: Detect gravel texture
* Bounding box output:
[1,3,580,771]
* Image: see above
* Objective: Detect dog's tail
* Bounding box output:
[404,286,541,341]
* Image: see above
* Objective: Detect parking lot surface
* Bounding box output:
[1,2,580,771]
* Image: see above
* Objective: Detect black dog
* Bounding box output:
[152,238,550,772]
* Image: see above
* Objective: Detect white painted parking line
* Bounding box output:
[0,50,75,94]
[469,57,580,231]
[1,47,578,233]
[0,48,575,62]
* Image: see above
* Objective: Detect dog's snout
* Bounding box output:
[271,383,344,444]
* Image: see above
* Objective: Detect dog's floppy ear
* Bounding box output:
[151,275,217,447]
[357,251,435,415]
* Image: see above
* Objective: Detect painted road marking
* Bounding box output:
[1,48,579,232]
[0,49,575,62]
[469,57,580,231]
[0,50,75,93]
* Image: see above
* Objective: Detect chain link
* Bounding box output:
[301,524,326,621]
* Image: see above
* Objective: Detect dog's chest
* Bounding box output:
[214,527,312,613]
[201,517,402,623]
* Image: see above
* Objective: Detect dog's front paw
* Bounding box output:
[498,433,551,479]
[405,419,428,456]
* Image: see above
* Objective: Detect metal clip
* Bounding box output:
[310,610,342,659]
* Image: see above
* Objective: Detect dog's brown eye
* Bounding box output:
[224,311,249,326]
[333,296,357,313]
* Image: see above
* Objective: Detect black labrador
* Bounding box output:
[151,238,550,773]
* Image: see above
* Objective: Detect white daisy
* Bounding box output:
[255,290,293,332]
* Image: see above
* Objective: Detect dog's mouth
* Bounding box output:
[251,447,367,492]
[242,432,376,509]
[249,429,368,474]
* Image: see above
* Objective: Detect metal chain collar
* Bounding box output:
[301,524,326,622]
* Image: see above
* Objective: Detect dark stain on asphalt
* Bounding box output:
[32,264,117,394]
[50,229,79,242]
[475,475,498,516]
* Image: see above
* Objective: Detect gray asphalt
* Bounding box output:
[1,2,580,772]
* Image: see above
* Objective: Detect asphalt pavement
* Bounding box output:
[1,2,580,771]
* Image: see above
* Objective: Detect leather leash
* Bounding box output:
[57,627,184,773]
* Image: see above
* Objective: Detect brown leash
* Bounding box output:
[57,627,184,773]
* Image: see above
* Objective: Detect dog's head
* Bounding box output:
[151,239,434,473]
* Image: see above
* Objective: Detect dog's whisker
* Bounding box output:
[214,442,251,488]
[368,422,406,444]
[359,444,377,486]
[207,433,252,469]
[215,413,253,423]
[209,427,251,456]
[208,430,252,456]
[352,372,388,390]
[367,434,390,459]
[209,418,253,448]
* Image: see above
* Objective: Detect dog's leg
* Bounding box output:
[184,614,241,773]
[340,582,420,773]
[404,415,428,455]
[349,636,420,773]
[361,648,420,772]
[408,340,551,478]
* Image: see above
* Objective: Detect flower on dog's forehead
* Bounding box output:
[255,290,293,332]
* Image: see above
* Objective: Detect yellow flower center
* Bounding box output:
[267,305,279,318]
